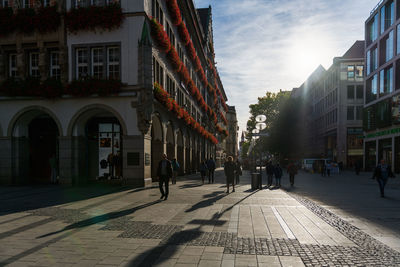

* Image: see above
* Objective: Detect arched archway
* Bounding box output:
[9,107,62,184]
[151,115,163,181]
[69,106,125,183]
[166,123,175,160]
[176,130,184,175]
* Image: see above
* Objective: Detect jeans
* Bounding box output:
[275,177,281,186]
[289,174,295,186]
[267,174,273,186]
[172,171,178,184]
[159,175,170,197]
[377,178,388,196]
[208,169,215,183]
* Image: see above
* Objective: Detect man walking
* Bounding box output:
[266,161,274,188]
[224,156,236,193]
[287,162,298,187]
[207,157,216,183]
[157,154,173,200]
[171,158,180,184]
[373,159,394,198]
[274,163,283,188]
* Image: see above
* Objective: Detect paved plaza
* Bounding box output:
[0,169,399,266]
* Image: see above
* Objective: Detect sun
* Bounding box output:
[286,29,335,81]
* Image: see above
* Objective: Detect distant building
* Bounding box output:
[294,41,365,168]
[364,0,400,173]
[225,105,238,158]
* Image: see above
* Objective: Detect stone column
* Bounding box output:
[70,136,87,185]
[12,137,30,184]
[392,137,395,173]
[58,136,73,184]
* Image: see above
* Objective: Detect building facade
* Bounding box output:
[364,0,400,173]
[293,41,365,168]
[0,0,230,185]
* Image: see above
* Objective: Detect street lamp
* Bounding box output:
[252,115,267,189]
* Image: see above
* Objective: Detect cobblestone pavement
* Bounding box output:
[0,170,399,266]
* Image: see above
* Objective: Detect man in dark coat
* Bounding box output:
[157,153,173,200]
[287,162,297,187]
[373,159,395,198]
[224,156,236,193]
[266,161,274,188]
[207,157,216,183]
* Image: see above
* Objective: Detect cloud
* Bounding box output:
[194,0,378,132]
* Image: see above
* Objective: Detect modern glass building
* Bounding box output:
[364,0,400,173]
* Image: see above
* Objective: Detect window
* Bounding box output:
[76,48,89,79]
[367,13,379,44]
[385,30,394,62]
[347,65,354,79]
[153,57,164,86]
[29,52,40,77]
[356,85,363,99]
[50,51,60,79]
[2,0,10,7]
[9,53,17,77]
[356,106,363,120]
[166,23,175,47]
[397,24,400,55]
[367,74,378,103]
[347,106,354,120]
[43,0,51,6]
[152,0,163,25]
[347,85,355,99]
[380,66,393,96]
[356,65,363,78]
[91,48,104,78]
[107,47,120,79]
[23,0,31,8]
[367,47,378,75]
[381,1,394,33]
[166,75,175,97]
[75,0,89,7]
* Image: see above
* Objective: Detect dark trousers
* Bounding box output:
[159,175,170,197]
[235,173,240,185]
[290,174,295,186]
[208,169,215,183]
[377,178,388,197]
[267,174,273,186]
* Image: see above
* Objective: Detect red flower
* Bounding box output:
[179,65,190,85]
[149,18,171,53]
[187,40,196,60]
[166,0,182,25]
[178,21,190,45]
[167,46,182,71]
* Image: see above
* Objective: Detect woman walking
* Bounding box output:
[199,160,208,184]
[224,156,236,193]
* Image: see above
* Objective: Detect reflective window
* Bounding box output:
[50,51,60,79]
[347,85,355,99]
[29,52,40,78]
[367,74,378,103]
[380,66,394,96]
[386,30,394,62]
[356,65,363,78]
[347,65,355,79]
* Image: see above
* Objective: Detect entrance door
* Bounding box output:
[28,117,59,184]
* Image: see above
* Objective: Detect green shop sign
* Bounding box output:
[365,128,400,138]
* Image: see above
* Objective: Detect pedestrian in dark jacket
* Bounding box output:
[199,160,208,184]
[235,159,242,185]
[224,156,236,193]
[287,162,298,187]
[373,159,395,198]
[207,157,216,183]
[274,164,283,188]
[266,161,274,188]
[171,158,180,184]
[157,154,173,200]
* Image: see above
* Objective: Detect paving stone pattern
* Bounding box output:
[27,199,400,267]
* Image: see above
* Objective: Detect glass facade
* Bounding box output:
[366,47,377,75]
[386,30,394,62]
[379,66,393,96]
[366,74,378,103]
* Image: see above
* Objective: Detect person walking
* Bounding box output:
[266,161,274,188]
[235,159,242,185]
[207,157,216,183]
[49,154,58,184]
[199,160,208,184]
[355,160,361,175]
[107,152,114,178]
[287,162,297,187]
[224,156,236,193]
[171,158,180,184]
[157,153,173,200]
[373,159,395,198]
[321,162,326,177]
[274,163,283,188]
[326,161,331,177]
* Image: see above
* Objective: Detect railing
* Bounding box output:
[370,0,385,15]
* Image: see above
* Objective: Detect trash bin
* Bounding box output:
[251,173,261,190]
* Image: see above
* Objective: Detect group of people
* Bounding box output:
[199,157,217,184]
[265,161,298,188]
[223,156,242,193]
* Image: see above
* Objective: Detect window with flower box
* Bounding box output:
[166,75,175,97]
[153,57,164,87]
[166,23,175,47]
[23,0,32,8]
[1,0,10,7]
[152,0,163,26]
[75,45,120,79]
[50,51,60,79]
[29,52,40,77]
[8,53,17,78]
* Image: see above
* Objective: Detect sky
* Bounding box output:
[194,0,379,133]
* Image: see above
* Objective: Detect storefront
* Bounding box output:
[365,141,376,171]
[347,128,363,168]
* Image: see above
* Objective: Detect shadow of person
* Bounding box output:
[37,199,163,239]
[184,192,227,213]
[127,226,203,267]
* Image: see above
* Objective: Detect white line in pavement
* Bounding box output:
[271,206,296,239]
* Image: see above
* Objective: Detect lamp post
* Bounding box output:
[252,115,267,189]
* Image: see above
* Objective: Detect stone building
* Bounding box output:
[293,41,365,167]
[0,0,229,185]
